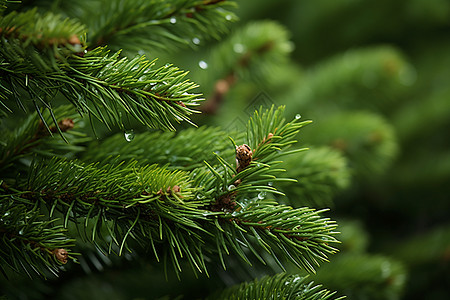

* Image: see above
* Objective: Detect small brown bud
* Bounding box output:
[53,248,69,264]
[58,118,75,132]
[68,35,81,45]
[235,144,253,173]
[172,185,181,193]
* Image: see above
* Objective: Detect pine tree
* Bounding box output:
[0,1,343,299]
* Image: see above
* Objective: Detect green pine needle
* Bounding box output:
[207,273,344,300]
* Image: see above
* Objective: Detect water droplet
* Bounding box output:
[198,60,208,69]
[257,192,266,200]
[225,14,233,21]
[3,211,10,217]
[138,50,145,55]
[233,43,245,53]
[268,182,273,186]
[295,114,301,120]
[124,130,135,142]
[170,17,177,24]
[192,37,201,45]
[18,229,24,235]
[228,184,236,191]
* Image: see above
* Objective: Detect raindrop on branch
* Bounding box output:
[124,130,135,142]
[170,17,177,24]
[233,43,245,53]
[295,114,301,120]
[198,60,208,69]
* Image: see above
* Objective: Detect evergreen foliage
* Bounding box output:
[207,273,343,300]
[1,0,449,299]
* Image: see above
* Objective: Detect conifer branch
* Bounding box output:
[0,105,87,172]
[207,273,343,300]
[72,0,238,51]
[1,10,204,131]
[301,111,398,179]
[82,126,239,171]
[1,106,339,277]
[201,21,292,113]
[278,147,351,208]
[0,197,75,278]
[216,201,339,273]
[195,106,338,273]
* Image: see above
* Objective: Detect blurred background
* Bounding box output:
[3,0,450,299]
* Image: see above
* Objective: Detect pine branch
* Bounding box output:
[207,273,343,300]
[202,105,311,208]
[0,196,75,278]
[201,21,292,113]
[278,147,351,208]
[301,111,398,179]
[216,201,339,273]
[309,254,406,300]
[0,9,203,131]
[58,0,238,51]
[1,106,338,278]
[82,126,239,171]
[64,47,203,130]
[193,106,338,273]
[282,46,413,116]
[0,105,89,173]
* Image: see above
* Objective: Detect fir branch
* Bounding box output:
[82,126,239,171]
[309,254,406,299]
[194,106,339,273]
[278,146,351,208]
[0,198,75,278]
[201,21,292,113]
[2,106,338,277]
[7,158,207,257]
[1,9,204,131]
[216,200,339,273]
[0,105,88,173]
[1,40,203,131]
[62,0,238,51]
[204,105,311,211]
[283,46,412,114]
[0,8,86,62]
[64,47,203,130]
[301,111,398,179]
[207,273,343,300]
